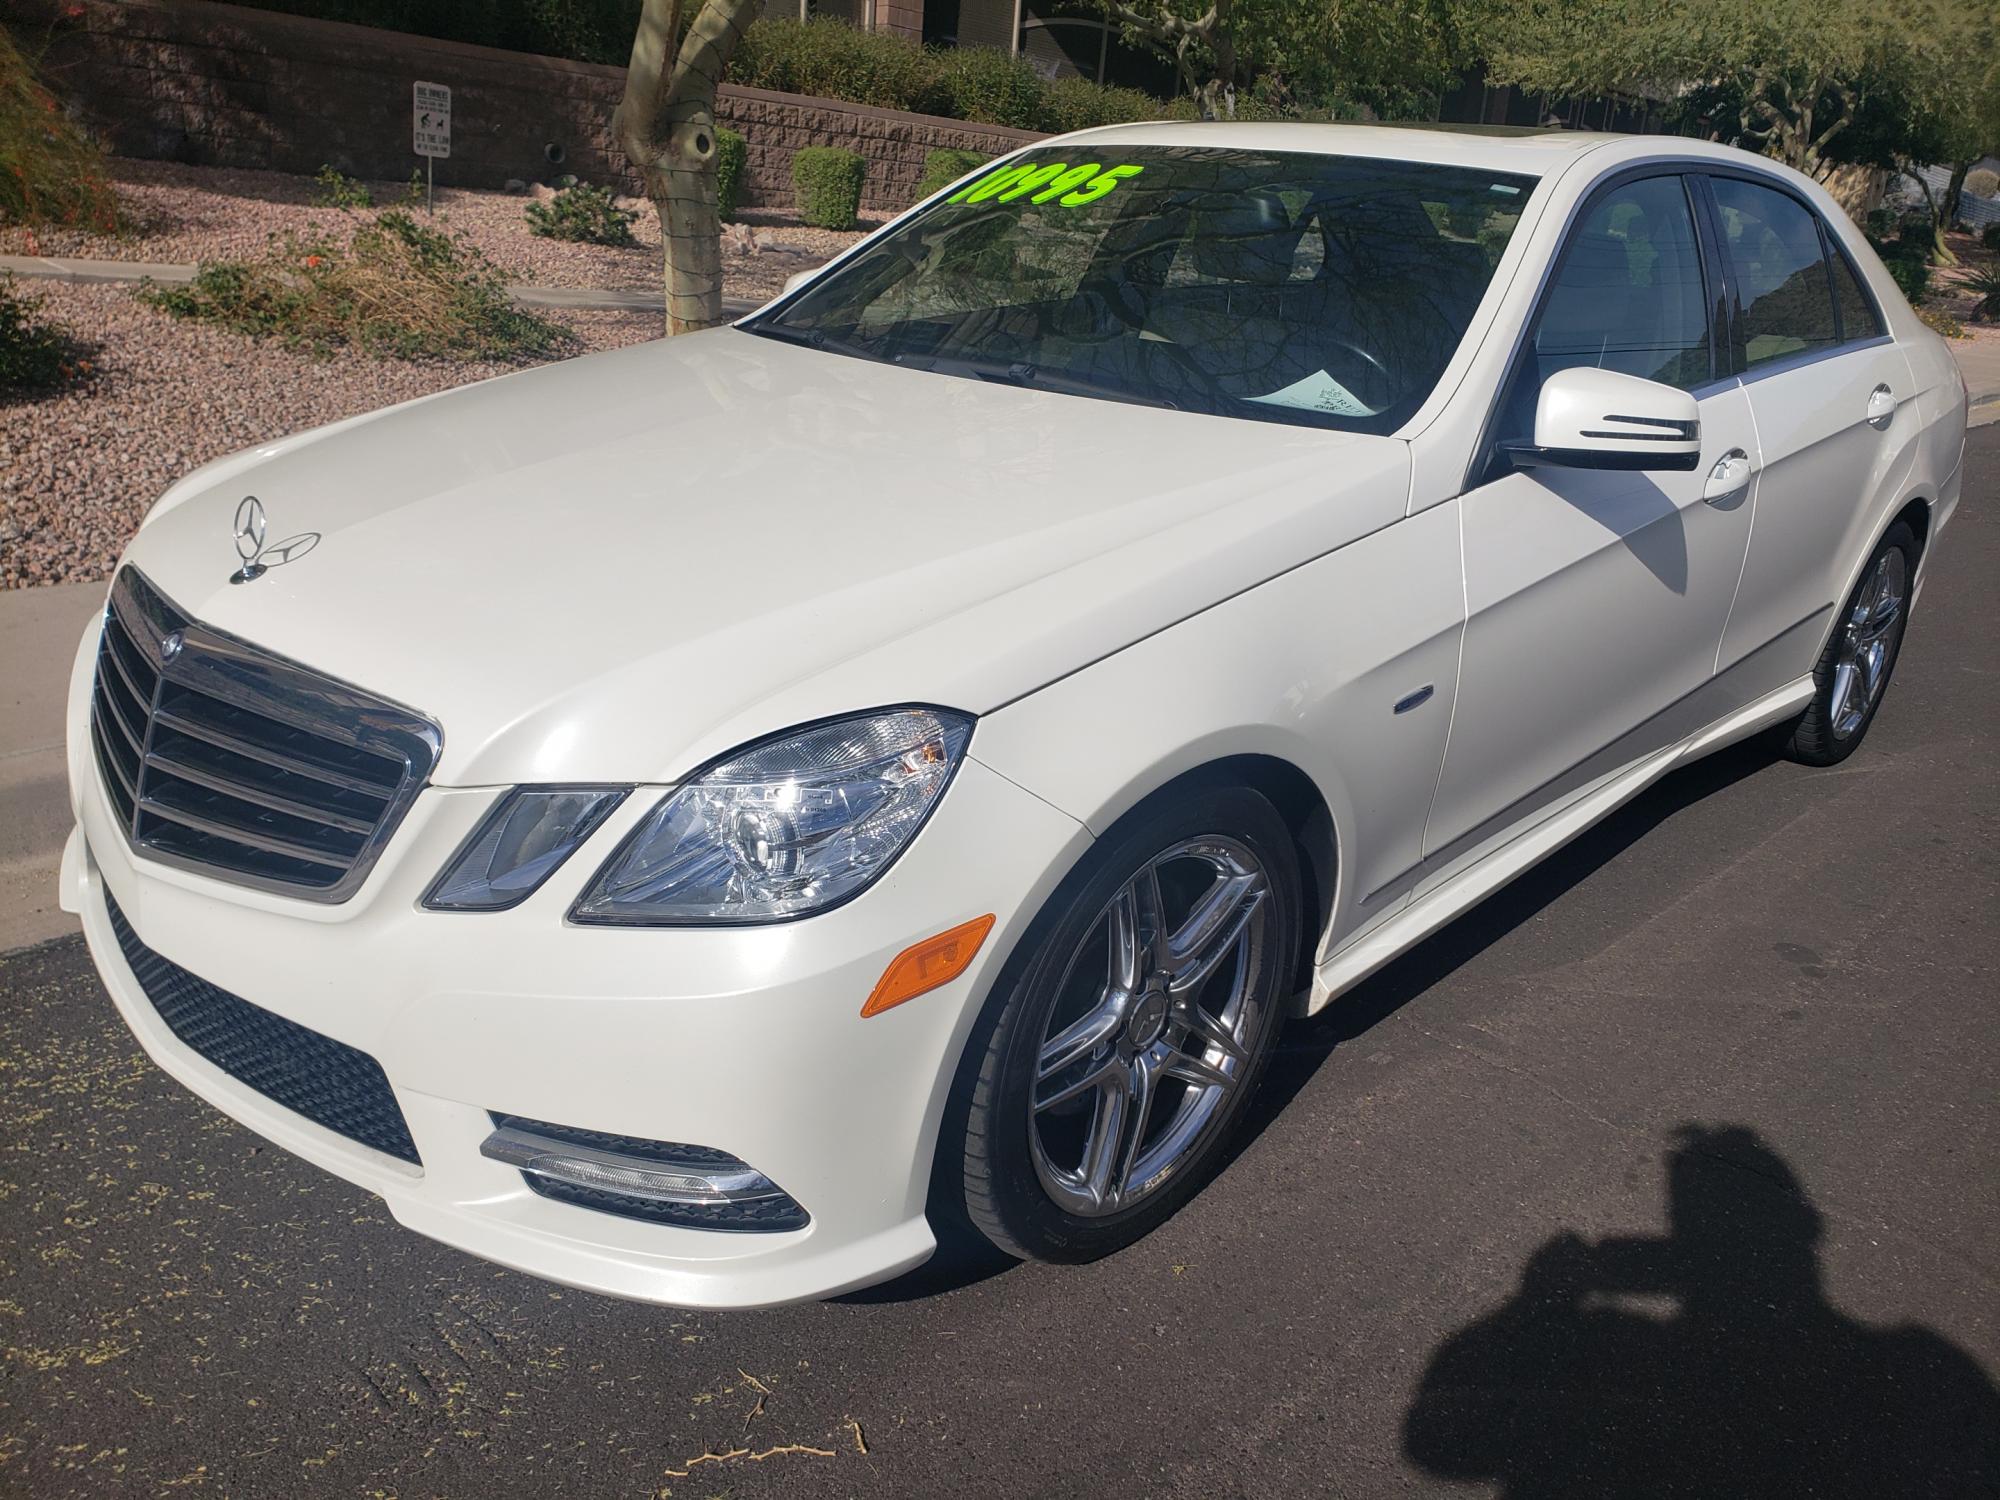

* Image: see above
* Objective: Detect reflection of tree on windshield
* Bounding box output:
[1403,1126,2000,1498]
[749,146,1532,435]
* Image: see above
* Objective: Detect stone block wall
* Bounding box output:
[7,0,1044,213]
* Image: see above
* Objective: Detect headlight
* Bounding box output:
[570,708,972,926]
[425,788,629,912]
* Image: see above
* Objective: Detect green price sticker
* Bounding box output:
[945,161,1145,209]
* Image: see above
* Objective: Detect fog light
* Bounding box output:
[480,1117,808,1232]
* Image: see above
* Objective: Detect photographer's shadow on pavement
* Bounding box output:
[1402,1126,2000,1498]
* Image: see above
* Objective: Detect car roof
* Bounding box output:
[1050,120,1626,176]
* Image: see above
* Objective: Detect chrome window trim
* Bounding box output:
[95,567,443,904]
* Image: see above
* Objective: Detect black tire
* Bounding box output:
[946,782,1301,1264]
[1779,521,1917,767]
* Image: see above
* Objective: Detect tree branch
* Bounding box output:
[614,0,682,168]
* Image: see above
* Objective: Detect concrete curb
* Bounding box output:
[0,253,758,316]
[0,253,194,285]
[0,582,102,951]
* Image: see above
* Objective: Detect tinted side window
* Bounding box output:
[1527,175,1712,392]
[1828,247,1885,341]
[1710,177,1839,369]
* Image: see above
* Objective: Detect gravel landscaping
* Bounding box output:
[0,157,873,303]
[0,158,881,590]
[0,282,659,589]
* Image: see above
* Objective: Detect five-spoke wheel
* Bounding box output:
[1029,837,1272,1217]
[1782,521,1916,766]
[1828,545,1906,741]
[950,784,1300,1263]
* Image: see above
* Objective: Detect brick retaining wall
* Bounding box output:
[5,0,1045,213]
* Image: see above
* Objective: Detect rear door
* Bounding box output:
[1703,173,1912,674]
[1422,170,1761,861]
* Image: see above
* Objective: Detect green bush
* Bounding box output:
[311,164,372,208]
[0,26,121,232]
[793,145,866,231]
[524,181,636,245]
[926,45,1045,129]
[730,16,934,113]
[1040,74,1161,134]
[725,19,1169,138]
[1965,168,1999,200]
[0,272,72,390]
[144,210,576,361]
[1882,249,1931,304]
[716,127,747,220]
[1983,222,2000,253]
[914,147,988,201]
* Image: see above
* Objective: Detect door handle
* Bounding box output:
[1703,448,1753,504]
[1866,383,1896,431]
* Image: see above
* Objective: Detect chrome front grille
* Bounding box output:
[89,568,441,902]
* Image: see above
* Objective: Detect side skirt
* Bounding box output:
[1301,672,1814,1016]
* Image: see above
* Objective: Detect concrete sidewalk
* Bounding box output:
[1954,332,2000,426]
[0,582,99,950]
[0,252,760,315]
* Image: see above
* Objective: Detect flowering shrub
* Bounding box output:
[0,24,121,233]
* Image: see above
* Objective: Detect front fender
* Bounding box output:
[970,503,1464,956]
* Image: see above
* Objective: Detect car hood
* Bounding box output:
[124,329,1411,785]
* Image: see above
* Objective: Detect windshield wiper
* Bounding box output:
[743,322,880,364]
[889,353,1181,411]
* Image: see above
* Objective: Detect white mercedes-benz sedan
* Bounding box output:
[62,124,1969,1308]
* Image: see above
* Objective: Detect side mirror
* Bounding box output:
[1506,367,1701,472]
[781,268,816,298]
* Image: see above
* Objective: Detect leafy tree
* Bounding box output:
[1474,0,1995,191]
[1096,0,1466,121]
[614,0,763,334]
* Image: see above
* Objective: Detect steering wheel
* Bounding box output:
[1316,335,1394,393]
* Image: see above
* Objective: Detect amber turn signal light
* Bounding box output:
[861,914,996,1018]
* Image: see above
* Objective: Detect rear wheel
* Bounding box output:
[1780,522,1915,766]
[952,785,1301,1263]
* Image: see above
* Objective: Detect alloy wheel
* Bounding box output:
[1830,547,1907,741]
[1028,836,1274,1217]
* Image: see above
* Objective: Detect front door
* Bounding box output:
[1423,171,1759,860]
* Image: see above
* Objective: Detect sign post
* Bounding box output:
[412,80,450,214]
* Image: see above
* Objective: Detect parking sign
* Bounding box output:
[413,81,451,159]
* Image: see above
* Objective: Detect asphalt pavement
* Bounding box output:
[1,430,1995,1498]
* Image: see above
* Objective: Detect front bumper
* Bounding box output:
[62,621,1088,1309]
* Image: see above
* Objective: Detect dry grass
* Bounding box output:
[142,209,575,361]
[0,23,121,233]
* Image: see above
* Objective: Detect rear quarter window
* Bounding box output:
[1710,177,1840,370]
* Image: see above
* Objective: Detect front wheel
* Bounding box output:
[951,785,1301,1263]
[1780,521,1916,766]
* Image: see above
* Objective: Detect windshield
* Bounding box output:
[745,146,1536,434]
